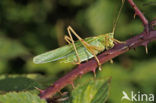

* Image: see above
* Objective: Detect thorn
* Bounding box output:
[142,42,149,54]
[92,69,96,78]
[71,82,75,89]
[110,59,114,64]
[59,91,63,95]
[57,97,69,102]
[59,91,68,96]
[145,44,148,54]
[62,92,68,96]
[134,13,136,19]
[98,65,102,71]
[34,87,44,93]
[98,67,101,71]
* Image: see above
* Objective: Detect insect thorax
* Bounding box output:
[97,33,114,50]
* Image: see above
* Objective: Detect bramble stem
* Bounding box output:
[39,28,156,99]
[39,0,156,99]
[127,0,149,36]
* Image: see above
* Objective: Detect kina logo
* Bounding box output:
[121,91,154,102]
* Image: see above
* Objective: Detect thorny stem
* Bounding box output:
[127,0,150,53]
[127,0,149,37]
[40,30,156,99]
[39,0,156,99]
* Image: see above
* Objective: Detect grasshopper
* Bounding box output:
[33,0,125,70]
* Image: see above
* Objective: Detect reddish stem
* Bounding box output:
[40,30,156,99]
[127,0,149,36]
[39,0,156,99]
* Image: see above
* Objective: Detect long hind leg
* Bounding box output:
[64,35,81,64]
[84,44,102,70]
[67,26,102,70]
[64,36,72,44]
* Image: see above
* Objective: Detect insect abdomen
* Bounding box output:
[62,37,105,63]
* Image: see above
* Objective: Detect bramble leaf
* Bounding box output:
[0,92,47,103]
[72,77,111,103]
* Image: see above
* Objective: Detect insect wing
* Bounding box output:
[33,45,73,64]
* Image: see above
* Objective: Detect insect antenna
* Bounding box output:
[112,0,125,34]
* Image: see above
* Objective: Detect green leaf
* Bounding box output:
[97,64,133,103]
[72,77,111,103]
[0,74,42,92]
[0,92,47,103]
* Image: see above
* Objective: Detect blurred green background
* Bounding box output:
[0,0,156,102]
